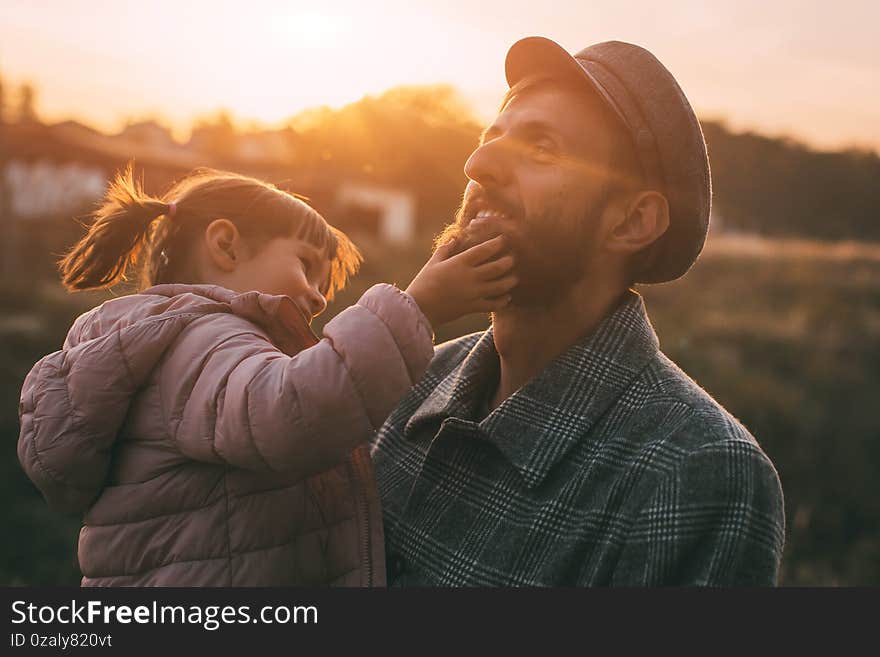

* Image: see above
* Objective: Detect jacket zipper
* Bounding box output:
[348,446,373,587]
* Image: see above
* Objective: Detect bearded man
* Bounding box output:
[371,37,785,586]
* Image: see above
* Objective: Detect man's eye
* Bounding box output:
[531,141,557,158]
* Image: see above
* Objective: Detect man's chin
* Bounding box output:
[505,260,587,310]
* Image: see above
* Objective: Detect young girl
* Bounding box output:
[17,167,516,586]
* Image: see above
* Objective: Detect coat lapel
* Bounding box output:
[404,290,661,488]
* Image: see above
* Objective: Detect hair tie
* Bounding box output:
[166,201,177,219]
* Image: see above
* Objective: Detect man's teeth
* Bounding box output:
[474,209,508,220]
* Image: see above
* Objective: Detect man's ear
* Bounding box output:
[604,191,670,256]
[203,219,243,272]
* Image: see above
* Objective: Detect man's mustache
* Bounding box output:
[443,211,511,257]
[459,186,519,225]
[434,183,520,256]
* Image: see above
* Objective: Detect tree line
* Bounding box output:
[2,74,878,243]
[701,122,880,241]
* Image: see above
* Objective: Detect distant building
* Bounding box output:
[4,159,106,219]
[118,121,178,149]
[2,120,197,226]
[50,120,105,145]
[236,129,297,164]
[336,183,416,243]
[44,119,198,171]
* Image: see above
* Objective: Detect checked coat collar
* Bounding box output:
[403,289,660,488]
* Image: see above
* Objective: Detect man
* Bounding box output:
[371,37,785,585]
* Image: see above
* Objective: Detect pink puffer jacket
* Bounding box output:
[18,283,433,586]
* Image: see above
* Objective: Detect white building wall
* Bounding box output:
[5,160,107,219]
[337,184,416,243]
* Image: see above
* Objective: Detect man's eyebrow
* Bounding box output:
[515,120,564,140]
[479,120,563,144]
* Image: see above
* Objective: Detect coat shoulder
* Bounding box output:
[623,349,781,494]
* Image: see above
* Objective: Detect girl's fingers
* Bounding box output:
[478,274,518,298]
[429,240,457,263]
[453,235,509,266]
[476,254,515,280]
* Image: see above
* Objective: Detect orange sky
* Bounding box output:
[2,0,878,151]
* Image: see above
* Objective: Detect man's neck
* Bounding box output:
[489,277,627,410]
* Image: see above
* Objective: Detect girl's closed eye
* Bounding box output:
[305,254,331,298]
[305,256,325,289]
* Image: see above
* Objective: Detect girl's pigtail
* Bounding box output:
[59,164,169,291]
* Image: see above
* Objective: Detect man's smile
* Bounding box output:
[460,182,520,227]
[473,209,510,221]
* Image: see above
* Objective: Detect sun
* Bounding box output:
[282,10,349,49]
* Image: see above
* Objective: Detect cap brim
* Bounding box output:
[505,36,628,129]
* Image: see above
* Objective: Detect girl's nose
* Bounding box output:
[306,288,327,317]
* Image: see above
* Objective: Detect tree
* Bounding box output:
[189,110,238,160]
[289,85,481,231]
[18,83,38,124]
[0,72,6,126]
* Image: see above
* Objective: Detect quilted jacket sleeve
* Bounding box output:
[167,284,434,478]
[18,319,170,514]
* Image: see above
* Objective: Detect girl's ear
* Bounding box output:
[204,219,244,272]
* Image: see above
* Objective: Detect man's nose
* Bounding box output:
[464,136,512,187]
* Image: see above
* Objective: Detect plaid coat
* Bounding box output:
[371,290,785,586]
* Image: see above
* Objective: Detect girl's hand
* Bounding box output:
[405,235,517,328]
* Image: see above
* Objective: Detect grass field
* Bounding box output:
[3,233,878,585]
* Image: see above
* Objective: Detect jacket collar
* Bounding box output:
[142,284,319,352]
[404,290,660,488]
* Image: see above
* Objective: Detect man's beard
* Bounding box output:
[442,201,602,309]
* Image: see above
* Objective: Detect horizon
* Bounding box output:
[1,0,878,153]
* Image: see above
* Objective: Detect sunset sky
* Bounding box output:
[1,0,877,151]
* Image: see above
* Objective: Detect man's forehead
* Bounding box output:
[486,84,612,144]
